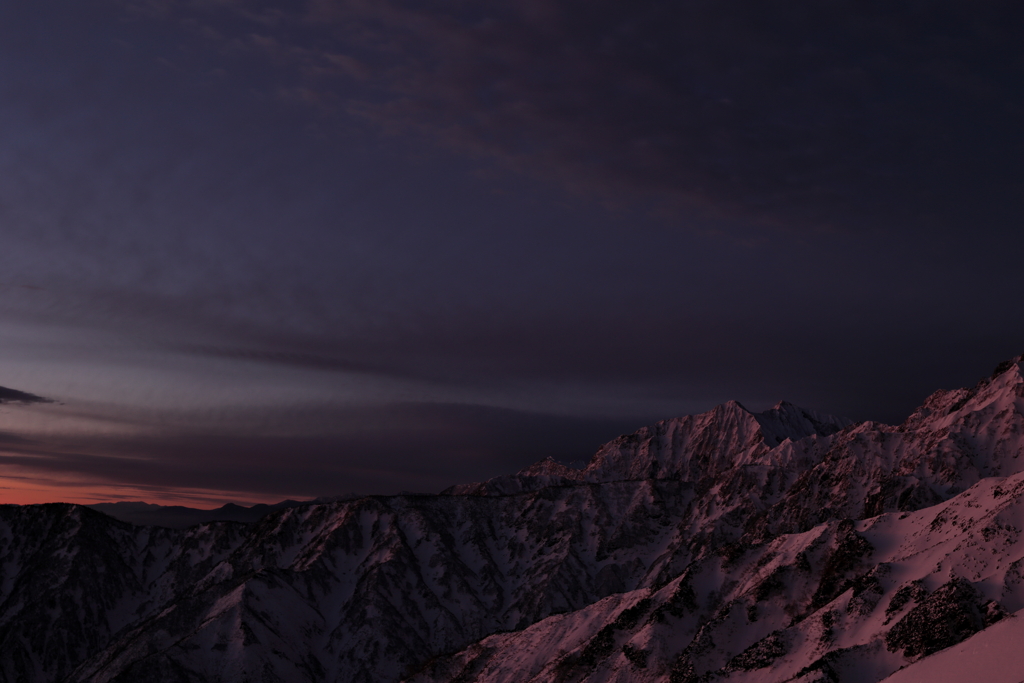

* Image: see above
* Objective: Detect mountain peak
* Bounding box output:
[517,456,582,478]
[581,399,850,483]
[902,354,1024,431]
[991,353,1024,378]
[754,400,853,447]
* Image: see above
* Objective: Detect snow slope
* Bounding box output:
[408,468,1024,683]
[879,609,1024,683]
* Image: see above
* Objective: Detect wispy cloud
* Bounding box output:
[0,386,51,404]
[1,0,1020,508]
[0,401,644,502]
[116,0,1022,233]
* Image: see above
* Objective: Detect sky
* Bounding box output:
[0,0,1021,507]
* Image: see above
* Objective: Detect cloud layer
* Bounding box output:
[0,1,1019,505]
[0,401,641,502]
[131,0,1023,232]
[0,386,51,405]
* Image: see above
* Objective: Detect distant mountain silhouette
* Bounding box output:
[88,495,359,529]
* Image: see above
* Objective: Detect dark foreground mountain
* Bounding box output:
[2,356,1023,682]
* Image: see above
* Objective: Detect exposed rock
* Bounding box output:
[885,577,1006,659]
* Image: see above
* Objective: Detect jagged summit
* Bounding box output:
[447,398,853,496]
[754,399,852,446]
[516,456,581,478]
[460,356,1023,514]
[901,353,1023,431]
[580,398,852,483]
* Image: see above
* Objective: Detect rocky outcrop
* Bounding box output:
[410,470,1024,682]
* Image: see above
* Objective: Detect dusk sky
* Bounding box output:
[0,0,1021,507]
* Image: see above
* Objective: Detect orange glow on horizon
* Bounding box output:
[0,474,298,509]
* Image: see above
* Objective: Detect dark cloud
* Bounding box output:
[0,1,1020,505]
[121,0,1022,233]
[0,402,643,497]
[0,386,51,405]
[175,344,387,375]
[5,340,1018,501]
[0,432,34,445]
[167,227,1024,427]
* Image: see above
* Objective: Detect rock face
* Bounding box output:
[1,355,1023,682]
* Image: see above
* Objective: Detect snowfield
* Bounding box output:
[879,608,1024,683]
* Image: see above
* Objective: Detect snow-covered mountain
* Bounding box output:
[2,355,1023,682]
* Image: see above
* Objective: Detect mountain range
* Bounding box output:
[87,496,360,530]
[2,354,1023,682]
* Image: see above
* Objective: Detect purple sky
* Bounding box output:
[0,0,1021,506]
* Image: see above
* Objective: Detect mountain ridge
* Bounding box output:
[86,495,360,529]
[0,354,1021,682]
